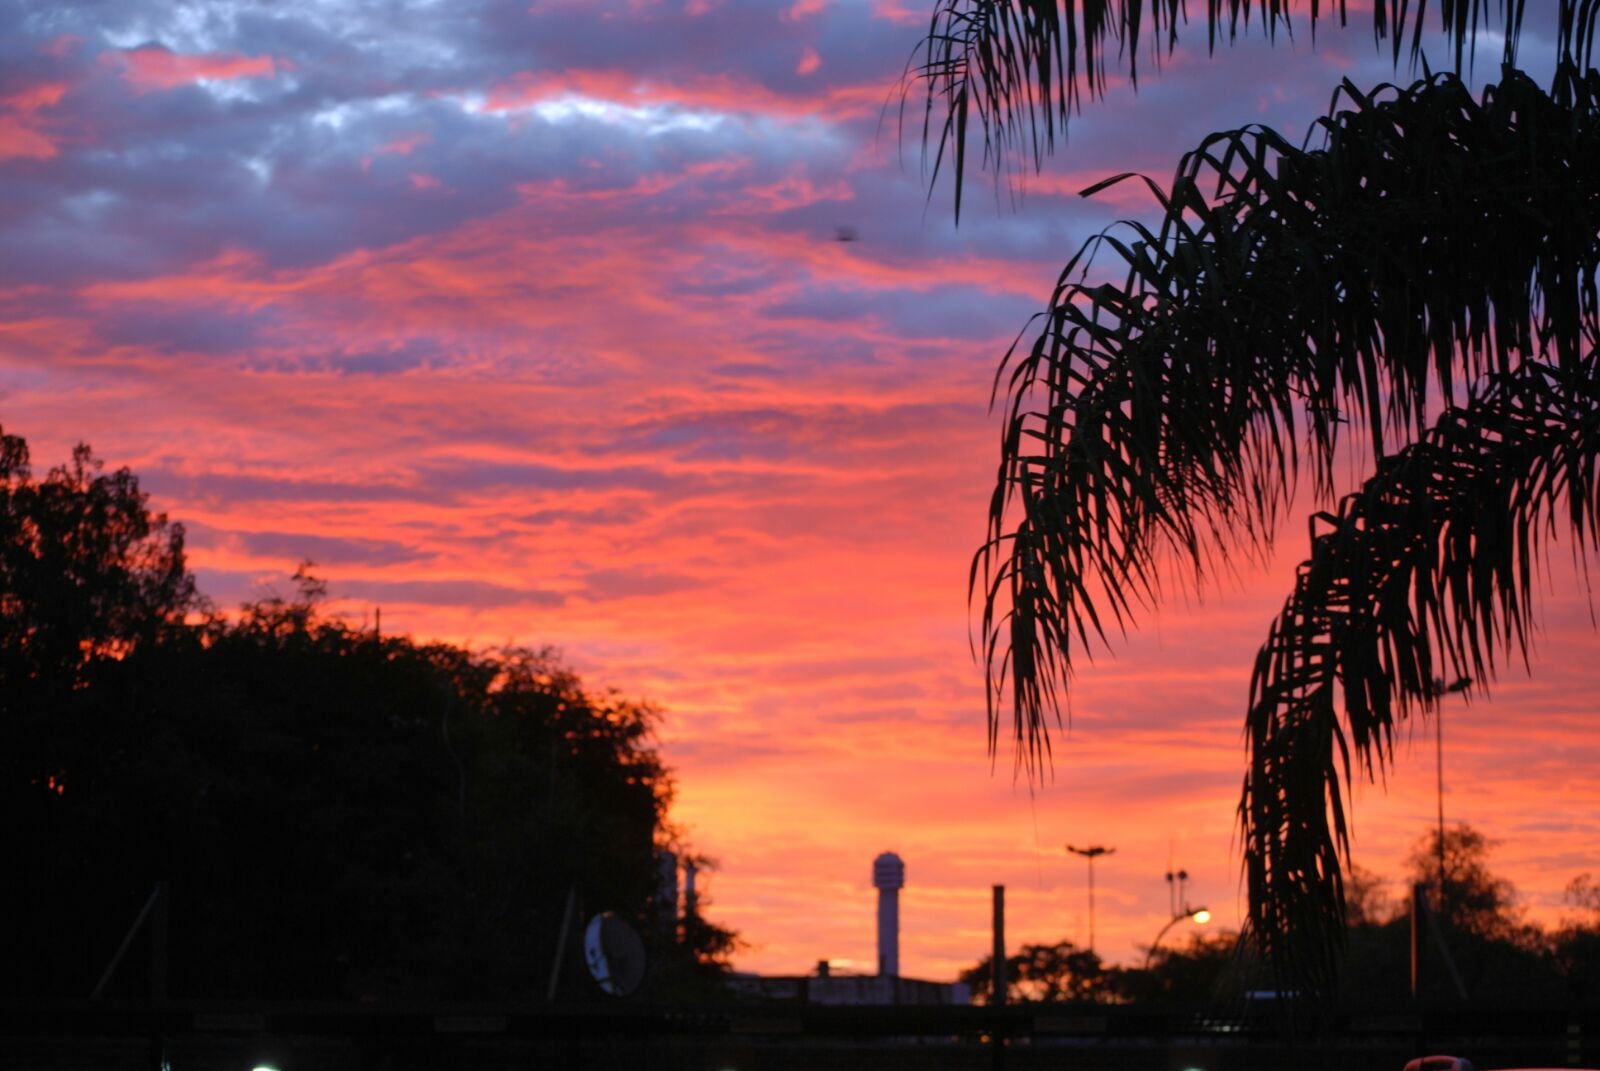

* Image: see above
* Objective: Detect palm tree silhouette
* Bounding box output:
[909,3,1600,992]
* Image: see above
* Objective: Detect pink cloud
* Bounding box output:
[23,248,1600,976]
[784,0,830,20]
[0,117,58,161]
[869,0,923,25]
[796,46,822,76]
[7,7,1598,984]
[482,66,883,124]
[41,34,82,58]
[0,82,67,161]
[378,133,429,156]
[113,45,288,92]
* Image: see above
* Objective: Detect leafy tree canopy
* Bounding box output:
[961,939,1114,1003]
[1337,826,1584,1005]
[0,429,728,1001]
[960,931,1249,1005]
[961,827,1600,1009]
[1406,823,1523,941]
[0,429,196,696]
[1555,874,1600,1000]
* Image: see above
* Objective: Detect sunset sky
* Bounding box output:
[4,0,1597,980]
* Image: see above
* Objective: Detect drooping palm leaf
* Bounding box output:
[1242,357,1600,993]
[912,0,1600,218]
[975,63,1600,991]
[978,65,1600,778]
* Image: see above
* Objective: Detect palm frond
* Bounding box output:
[977,64,1600,777]
[908,0,1600,217]
[1241,357,1600,994]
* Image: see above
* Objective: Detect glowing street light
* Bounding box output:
[1143,905,1211,970]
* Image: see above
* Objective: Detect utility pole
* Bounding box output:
[991,885,1005,1006]
[1432,676,1470,919]
[1410,882,1425,1001]
[1066,844,1115,955]
[992,885,1006,1071]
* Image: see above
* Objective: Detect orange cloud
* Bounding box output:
[16,23,1600,981]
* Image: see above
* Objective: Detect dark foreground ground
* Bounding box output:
[1,1001,1591,1070]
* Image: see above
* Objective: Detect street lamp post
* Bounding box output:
[1066,844,1115,955]
[1143,906,1211,971]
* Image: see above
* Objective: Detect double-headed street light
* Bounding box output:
[1164,868,1189,917]
[1066,843,1115,955]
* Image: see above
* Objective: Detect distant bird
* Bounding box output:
[833,223,858,242]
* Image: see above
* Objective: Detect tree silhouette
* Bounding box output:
[1407,824,1522,942]
[0,431,730,1000]
[960,939,1113,1003]
[1555,875,1600,1000]
[0,428,196,699]
[960,931,1255,1005]
[1398,824,1558,1001]
[910,4,1600,991]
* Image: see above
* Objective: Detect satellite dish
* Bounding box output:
[583,912,646,997]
